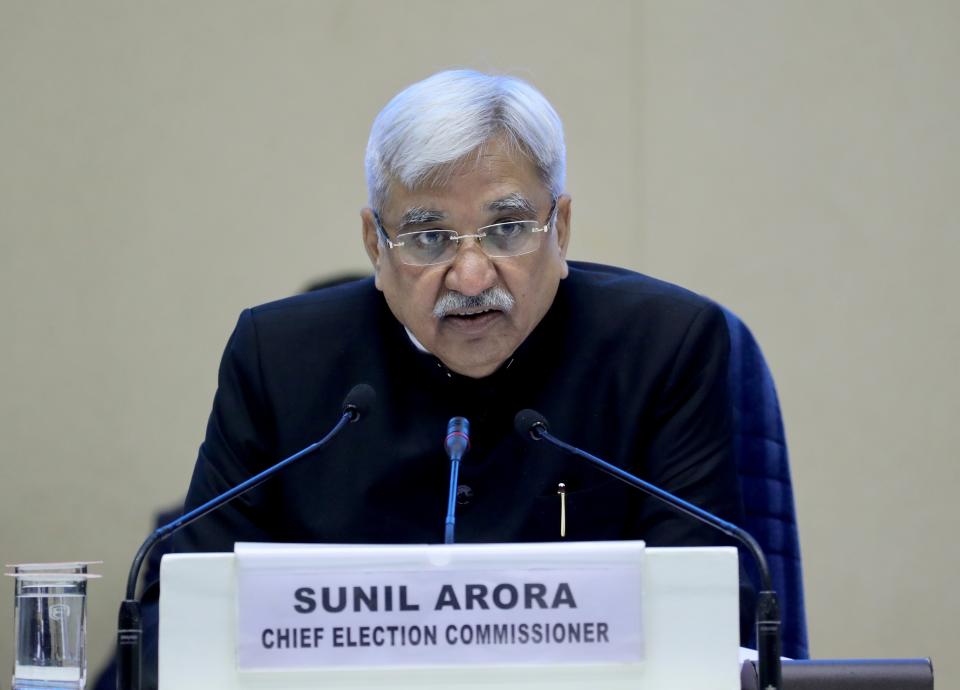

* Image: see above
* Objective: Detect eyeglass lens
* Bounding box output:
[397,221,545,266]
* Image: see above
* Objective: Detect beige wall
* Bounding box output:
[1,0,957,685]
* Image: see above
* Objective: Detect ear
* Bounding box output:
[554,194,572,278]
[360,207,384,291]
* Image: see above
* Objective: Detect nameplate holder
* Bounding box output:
[234,541,645,670]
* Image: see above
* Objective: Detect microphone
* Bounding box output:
[514,409,549,440]
[116,384,376,690]
[443,416,470,544]
[342,383,376,422]
[514,409,782,690]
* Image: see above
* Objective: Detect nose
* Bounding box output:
[443,239,498,297]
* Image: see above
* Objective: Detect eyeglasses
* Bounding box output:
[374,199,557,267]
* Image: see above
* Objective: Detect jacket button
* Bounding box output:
[456,484,474,505]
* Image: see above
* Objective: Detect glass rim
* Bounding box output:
[6,561,102,579]
[6,561,102,569]
[6,572,101,580]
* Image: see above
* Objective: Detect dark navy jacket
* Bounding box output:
[129,262,748,689]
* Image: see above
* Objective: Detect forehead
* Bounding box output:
[381,138,549,219]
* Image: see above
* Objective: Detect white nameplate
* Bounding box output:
[235,542,645,670]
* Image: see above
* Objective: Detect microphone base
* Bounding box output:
[741,658,934,689]
[117,599,142,690]
[756,590,782,690]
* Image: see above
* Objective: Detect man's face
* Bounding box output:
[362,137,571,378]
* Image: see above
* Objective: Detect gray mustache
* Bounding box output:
[433,287,515,318]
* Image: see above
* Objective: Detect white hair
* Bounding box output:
[365,70,566,208]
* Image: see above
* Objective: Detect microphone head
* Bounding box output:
[446,416,470,437]
[342,383,376,422]
[514,409,549,440]
[445,416,471,458]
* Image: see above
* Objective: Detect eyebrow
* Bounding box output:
[394,193,537,231]
[398,207,446,231]
[486,193,537,216]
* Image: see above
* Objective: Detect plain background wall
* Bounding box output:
[1,0,957,686]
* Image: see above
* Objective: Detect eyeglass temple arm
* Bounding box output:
[372,211,400,248]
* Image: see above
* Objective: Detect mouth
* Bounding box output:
[440,308,505,333]
[432,286,515,335]
[445,306,502,318]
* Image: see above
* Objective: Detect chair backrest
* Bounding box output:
[722,306,809,659]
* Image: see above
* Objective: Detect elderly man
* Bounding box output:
[115,68,752,690]
[168,69,746,634]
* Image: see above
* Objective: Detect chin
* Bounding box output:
[442,353,508,379]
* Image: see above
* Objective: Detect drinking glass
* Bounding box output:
[7,563,99,690]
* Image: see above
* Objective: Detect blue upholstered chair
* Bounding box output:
[722,307,809,659]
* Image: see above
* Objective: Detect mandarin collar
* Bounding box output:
[382,284,566,391]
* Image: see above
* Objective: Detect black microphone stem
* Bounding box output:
[123,411,351,600]
[532,424,782,690]
[118,403,361,690]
